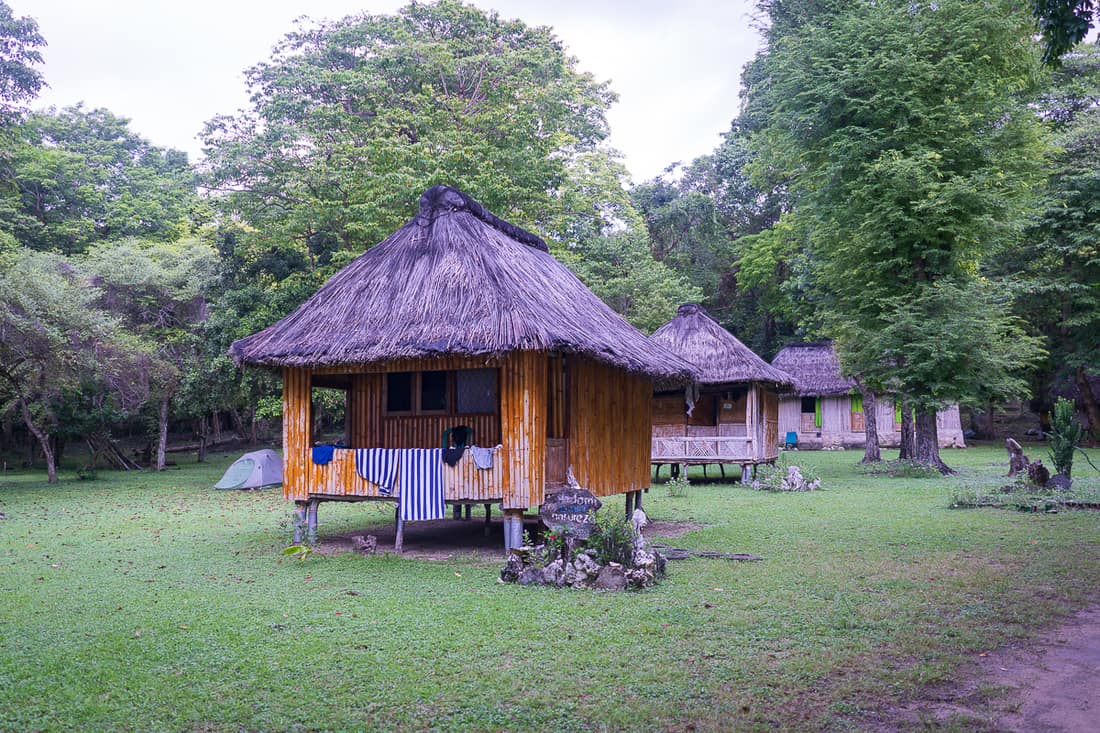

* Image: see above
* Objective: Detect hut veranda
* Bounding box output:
[232,186,693,551]
[771,341,966,450]
[649,304,793,482]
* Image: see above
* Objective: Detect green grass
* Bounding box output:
[2,445,1099,732]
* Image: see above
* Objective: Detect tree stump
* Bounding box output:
[1006,438,1029,477]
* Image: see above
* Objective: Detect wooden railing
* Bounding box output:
[651,436,754,463]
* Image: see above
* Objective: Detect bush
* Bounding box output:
[665,475,690,498]
[752,458,822,491]
[1047,397,1085,478]
[583,511,637,566]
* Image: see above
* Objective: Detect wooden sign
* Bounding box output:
[540,488,602,538]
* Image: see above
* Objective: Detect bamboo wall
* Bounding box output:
[284,353,653,509]
[568,357,653,498]
[777,395,966,449]
[652,384,782,463]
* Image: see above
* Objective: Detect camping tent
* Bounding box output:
[214,449,283,490]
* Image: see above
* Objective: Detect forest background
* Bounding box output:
[0,0,1097,482]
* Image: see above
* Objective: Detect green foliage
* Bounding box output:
[0,105,200,254]
[582,510,637,566]
[1047,397,1086,476]
[0,1,46,119]
[1031,0,1096,65]
[664,475,690,498]
[202,0,615,261]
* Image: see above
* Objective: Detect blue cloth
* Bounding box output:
[398,448,444,522]
[311,445,335,465]
[354,448,400,495]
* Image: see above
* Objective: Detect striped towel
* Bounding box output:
[398,448,444,522]
[354,449,401,495]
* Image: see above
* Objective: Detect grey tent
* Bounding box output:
[214,449,282,490]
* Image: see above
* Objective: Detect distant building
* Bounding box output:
[771,341,965,449]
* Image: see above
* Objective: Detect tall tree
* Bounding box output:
[0,248,133,482]
[0,1,45,122]
[201,0,615,261]
[82,238,220,469]
[1032,0,1096,65]
[0,105,199,254]
[744,0,1049,471]
[1006,44,1100,440]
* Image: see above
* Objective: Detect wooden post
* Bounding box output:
[483,503,492,537]
[464,504,472,520]
[635,490,643,511]
[719,464,726,479]
[740,464,751,484]
[452,505,462,520]
[395,503,405,553]
[625,490,634,517]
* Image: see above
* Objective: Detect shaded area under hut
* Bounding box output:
[231,186,693,552]
[649,304,793,482]
[771,341,965,450]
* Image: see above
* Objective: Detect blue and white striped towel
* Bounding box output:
[398,448,444,522]
[354,448,401,495]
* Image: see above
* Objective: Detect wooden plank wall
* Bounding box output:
[283,367,312,502]
[499,350,545,509]
[568,357,652,499]
[762,388,779,459]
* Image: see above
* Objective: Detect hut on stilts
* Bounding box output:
[231,186,693,552]
[649,304,793,483]
[771,341,966,449]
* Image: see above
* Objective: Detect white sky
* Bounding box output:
[17,0,762,182]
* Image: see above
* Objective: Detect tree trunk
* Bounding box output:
[17,397,57,483]
[196,415,208,463]
[915,409,953,474]
[860,387,881,464]
[230,408,247,441]
[899,398,916,460]
[1076,366,1100,446]
[156,393,170,471]
[51,434,65,469]
[212,411,222,444]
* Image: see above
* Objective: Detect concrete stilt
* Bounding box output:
[635,490,643,511]
[306,499,319,545]
[625,490,634,517]
[740,464,751,484]
[483,503,492,537]
[292,502,307,544]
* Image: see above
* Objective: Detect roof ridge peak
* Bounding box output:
[418,185,548,252]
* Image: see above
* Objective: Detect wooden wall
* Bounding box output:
[498,350,546,509]
[284,353,653,509]
[568,357,652,498]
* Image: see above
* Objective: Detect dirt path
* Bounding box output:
[880,605,1100,731]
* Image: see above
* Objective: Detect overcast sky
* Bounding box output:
[17,0,762,182]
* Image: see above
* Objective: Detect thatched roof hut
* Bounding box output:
[233,185,692,552]
[648,304,791,475]
[650,304,792,388]
[770,341,855,396]
[231,185,691,384]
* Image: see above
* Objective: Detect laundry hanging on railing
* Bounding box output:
[354,448,401,494]
[398,448,444,522]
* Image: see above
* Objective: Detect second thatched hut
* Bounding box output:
[649,304,793,481]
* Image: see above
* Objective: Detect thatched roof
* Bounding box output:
[770,341,855,396]
[649,304,792,388]
[231,186,694,384]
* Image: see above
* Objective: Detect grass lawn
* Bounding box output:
[1,444,1099,732]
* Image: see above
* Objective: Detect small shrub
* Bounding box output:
[665,475,690,498]
[752,459,821,491]
[949,485,1005,509]
[583,510,637,566]
[1046,397,1084,478]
